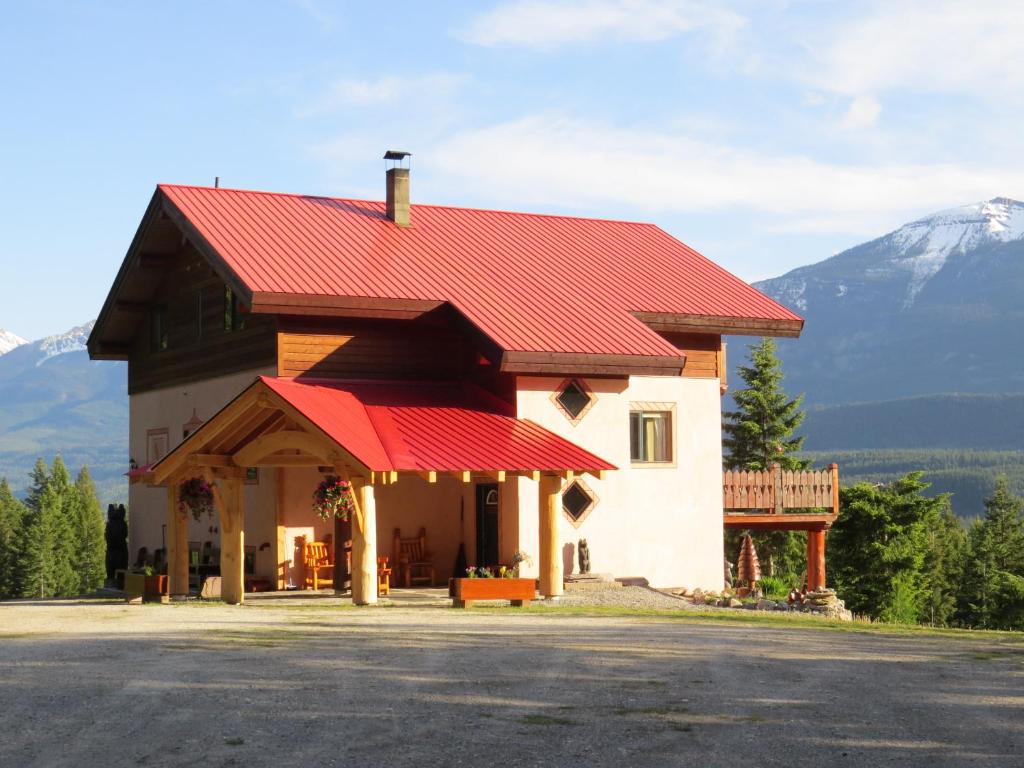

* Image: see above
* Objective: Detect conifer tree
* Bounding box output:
[17,486,52,599]
[24,457,50,514]
[72,467,106,594]
[829,473,950,622]
[0,478,23,597]
[46,457,79,597]
[960,478,1024,629]
[723,338,809,576]
[723,338,809,472]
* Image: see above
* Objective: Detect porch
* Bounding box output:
[145,376,615,605]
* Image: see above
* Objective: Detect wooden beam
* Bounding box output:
[252,454,330,467]
[114,300,149,314]
[418,470,438,483]
[538,474,563,599]
[233,430,335,467]
[188,454,236,468]
[347,473,378,606]
[167,485,188,599]
[563,470,575,482]
[218,476,245,605]
[529,470,540,482]
[486,470,506,483]
[460,470,472,483]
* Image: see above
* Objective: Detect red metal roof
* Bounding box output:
[262,376,615,473]
[158,184,802,359]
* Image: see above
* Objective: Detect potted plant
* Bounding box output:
[124,566,168,603]
[313,475,355,520]
[179,476,214,520]
[449,552,537,608]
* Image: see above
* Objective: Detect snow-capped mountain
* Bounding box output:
[755,197,1024,405]
[0,329,28,356]
[36,321,93,365]
[0,319,126,503]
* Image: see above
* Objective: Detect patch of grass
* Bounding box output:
[520,714,576,726]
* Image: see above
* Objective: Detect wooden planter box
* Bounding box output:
[449,577,536,608]
[123,572,168,603]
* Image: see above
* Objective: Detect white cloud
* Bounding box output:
[811,0,1024,98]
[298,73,466,117]
[424,114,1020,230]
[455,0,745,49]
[838,94,882,130]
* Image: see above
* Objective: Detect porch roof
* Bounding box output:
[261,377,615,473]
[150,376,615,484]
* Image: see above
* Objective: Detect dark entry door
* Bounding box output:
[476,483,499,567]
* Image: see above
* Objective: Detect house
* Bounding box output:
[87,153,803,604]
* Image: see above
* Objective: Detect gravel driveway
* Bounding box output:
[1,598,1022,767]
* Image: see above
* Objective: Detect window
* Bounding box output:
[150,305,168,352]
[224,286,245,332]
[553,378,594,422]
[562,480,597,525]
[630,409,673,463]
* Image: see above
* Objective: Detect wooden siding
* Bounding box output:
[277,317,465,380]
[128,247,277,394]
[660,332,724,379]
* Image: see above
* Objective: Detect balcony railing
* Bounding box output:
[723,463,839,516]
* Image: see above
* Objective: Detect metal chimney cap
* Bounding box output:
[383,150,411,161]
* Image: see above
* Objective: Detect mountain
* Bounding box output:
[755,197,1024,405]
[0,329,28,356]
[0,321,127,504]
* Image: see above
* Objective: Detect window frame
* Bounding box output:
[628,402,677,467]
[224,286,246,332]
[550,377,596,425]
[150,304,169,353]
[561,478,598,527]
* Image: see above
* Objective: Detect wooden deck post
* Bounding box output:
[167,483,189,599]
[538,473,563,599]
[806,529,827,591]
[219,477,245,605]
[351,479,377,605]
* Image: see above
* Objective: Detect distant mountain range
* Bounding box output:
[0,322,126,503]
[755,198,1024,405]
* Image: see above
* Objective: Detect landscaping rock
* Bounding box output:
[727,598,743,608]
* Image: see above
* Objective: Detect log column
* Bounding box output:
[167,483,189,599]
[219,477,245,605]
[806,529,827,591]
[351,479,377,605]
[538,474,563,600]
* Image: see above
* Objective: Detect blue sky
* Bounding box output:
[2,0,1021,340]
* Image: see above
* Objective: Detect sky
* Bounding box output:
[1,0,1022,340]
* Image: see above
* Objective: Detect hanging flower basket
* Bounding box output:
[178,476,214,521]
[313,475,355,521]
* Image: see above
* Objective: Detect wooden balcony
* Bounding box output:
[723,463,839,531]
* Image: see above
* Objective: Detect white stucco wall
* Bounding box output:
[127,367,275,572]
[514,375,724,590]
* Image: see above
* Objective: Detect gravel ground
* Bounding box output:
[557,585,695,609]
[1,597,1022,768]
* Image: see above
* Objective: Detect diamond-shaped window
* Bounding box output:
[556,379,592,420]
[562,481,595,523]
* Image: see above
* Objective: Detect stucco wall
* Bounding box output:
[514,375,724,590]
[127,367,275,575]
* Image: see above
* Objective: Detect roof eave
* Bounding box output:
[632,312,804,338]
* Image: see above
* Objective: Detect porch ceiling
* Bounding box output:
[148,376,615,485]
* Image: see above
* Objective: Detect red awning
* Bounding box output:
[260,376,615,473]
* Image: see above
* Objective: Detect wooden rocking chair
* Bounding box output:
[303,541,334,590]
[393,527,435,588]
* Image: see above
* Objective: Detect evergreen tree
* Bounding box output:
[959,478,1024,629]
[24,457,50,513]
[47,456,78,597]
[72,467,106,594]
[829,473,950,622]
[922,505,967,626]
[16,489,52,599]
[723,338,809,472]
[723,338,809,576]
[0,478,24,597]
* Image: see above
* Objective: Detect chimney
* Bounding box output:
[384,150,411,227]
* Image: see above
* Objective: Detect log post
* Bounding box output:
[219,477,245,605]
[806,529,826,591]
[167,483,189,599]
[351,478,377,605]
[538,473,563,599]
[829,463,840,516]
